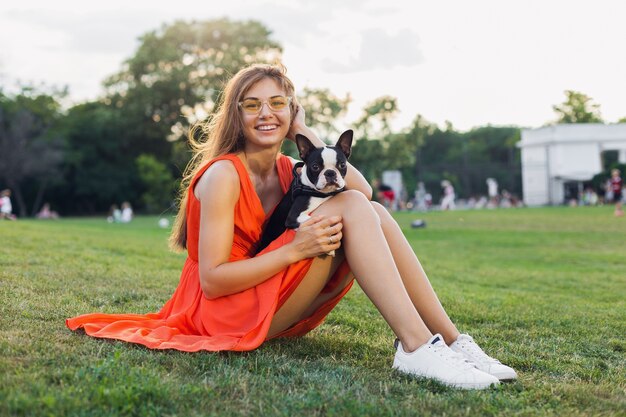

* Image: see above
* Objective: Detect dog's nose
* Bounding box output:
[324,170,337,180]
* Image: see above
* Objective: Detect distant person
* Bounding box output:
[604,179,614,205]
[67,63,515,390]
[415,182,428,211]
[500,190,512,208]
[582,187,598,206]
[36,203,59,219]
[424,192,433,209]
[474,196,488,209]
[374,179,396,211]
[121,201,133,223]
[486,178,499,208]
[0,189,16,220]
[440,180,456,210]
[107,204,122,223]
[610,169,623,217]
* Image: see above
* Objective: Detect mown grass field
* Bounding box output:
[1,207,625,416]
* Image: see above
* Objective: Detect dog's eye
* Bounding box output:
[311,164,321,172]
[338,162,347,169]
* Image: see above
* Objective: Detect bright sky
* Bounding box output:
[1,0,625,132]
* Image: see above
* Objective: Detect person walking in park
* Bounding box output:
[67,64,516,389]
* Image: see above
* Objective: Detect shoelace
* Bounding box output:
[457,339,501,365]
[431,342,475,370]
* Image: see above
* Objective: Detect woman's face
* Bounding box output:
[240,78,291,150]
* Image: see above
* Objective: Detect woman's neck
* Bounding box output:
[241,145,281,179]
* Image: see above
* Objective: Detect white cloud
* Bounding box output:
[321,28,424,73]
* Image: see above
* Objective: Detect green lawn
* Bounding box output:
[1,207,625,416]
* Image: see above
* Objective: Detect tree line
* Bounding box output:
[1,19,621,217]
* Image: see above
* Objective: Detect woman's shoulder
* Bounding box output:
[193,157,241,201]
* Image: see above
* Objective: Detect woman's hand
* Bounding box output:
[288,215,343,260]
[287,103,307,142]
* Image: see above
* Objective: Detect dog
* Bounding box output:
[255,129,353,256]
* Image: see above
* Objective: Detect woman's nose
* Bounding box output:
[258,102,272,117]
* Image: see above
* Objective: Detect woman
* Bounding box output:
[610,168,623,217]
[67,64,516,390]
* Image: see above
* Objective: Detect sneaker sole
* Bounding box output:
[393,363,500,390]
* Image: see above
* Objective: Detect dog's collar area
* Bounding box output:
[291,161,344,199]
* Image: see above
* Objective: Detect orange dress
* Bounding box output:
[66,154,353,352]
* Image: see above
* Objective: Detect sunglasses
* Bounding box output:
[238,96,292,114]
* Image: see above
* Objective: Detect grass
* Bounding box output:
[1,207,625,416]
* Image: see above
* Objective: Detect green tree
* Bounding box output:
[136,154,175,213]
[553,90,603,124]
[280,87,351,158]
[56,101,138,214]
[0,87,64,217]
[50,19,284,214]
[387,115,435,195]
[298,87,350,140]
[104,18,283,150]
[348,96,400,184]
[353,96,399,139]
[349,138,386,181]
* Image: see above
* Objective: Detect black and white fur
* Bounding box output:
[255,129,353,255]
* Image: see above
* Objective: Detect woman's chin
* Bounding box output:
[247,131,287,147]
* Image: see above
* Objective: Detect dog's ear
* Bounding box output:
[336,130,353,159]
[296,134,316,161]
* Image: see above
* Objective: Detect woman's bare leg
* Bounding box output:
[370,202,460,344]
[269,190,432,351]
[268,252,345,337]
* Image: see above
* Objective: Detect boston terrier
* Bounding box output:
[255,129,353,255]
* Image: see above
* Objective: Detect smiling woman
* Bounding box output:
[67,63,516,390]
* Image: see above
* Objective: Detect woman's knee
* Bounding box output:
[336,189,373,209]
[371,201,390,218]
[372,200,399,226]
[335,190,379,219]
[313,190,378,223]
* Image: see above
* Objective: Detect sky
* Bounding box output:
[1,0,625,132]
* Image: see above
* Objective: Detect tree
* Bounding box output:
[279,87,351,158]
[136,154,175,213]
[347,97,399,182]
[353,96,399,139]
[104,18,283,150]
[55,101,138,214]
[553,90,603,124]
[298,88,350,140]
[50,19,284,214]
[0,88,64,217]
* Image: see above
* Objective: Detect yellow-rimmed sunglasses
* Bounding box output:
[238,96,292,114]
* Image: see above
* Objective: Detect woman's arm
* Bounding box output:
[288,105,373,200]
[196,160,343,299]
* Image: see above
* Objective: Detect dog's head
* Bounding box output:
[295,129,353,193]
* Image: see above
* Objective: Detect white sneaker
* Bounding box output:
[393,334,500,390]
[450,334,517,381]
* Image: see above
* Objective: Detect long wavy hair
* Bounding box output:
[169,64,297,251]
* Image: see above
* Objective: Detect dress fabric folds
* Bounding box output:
[66,153,353,351]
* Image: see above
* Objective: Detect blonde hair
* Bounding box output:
[169,64,296,251]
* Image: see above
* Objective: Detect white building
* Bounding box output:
[518,124,626,206]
